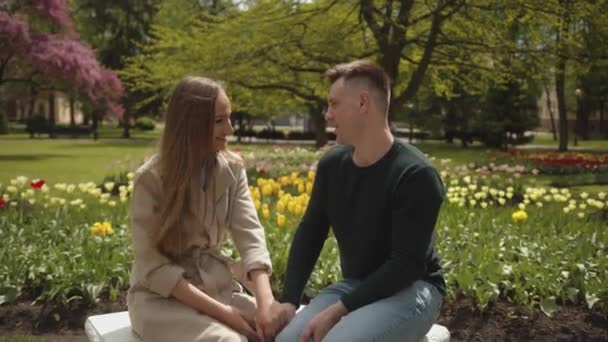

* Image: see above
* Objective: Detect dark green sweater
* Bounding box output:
[280,140,446,312]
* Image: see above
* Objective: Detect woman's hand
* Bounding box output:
[220,305,259,341]
[255,299,294,340]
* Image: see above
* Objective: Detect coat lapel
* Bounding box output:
[214,151,237,205]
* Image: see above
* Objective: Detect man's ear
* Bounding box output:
[359,91,371,113]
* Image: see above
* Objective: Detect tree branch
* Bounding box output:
[0,54,14,84]
[0,78,38,88]
[265,55,326,74]
[360,0,386,49]
[232,80,324,104]
[394,0,465,108]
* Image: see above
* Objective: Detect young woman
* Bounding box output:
[127,76,283,341]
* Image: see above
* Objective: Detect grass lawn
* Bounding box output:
[0,134,159,183]
[1,129,606,188]
[0,337,51,342]
[0,132,495,183]
[0,131,319,183]
[413,140,496,165]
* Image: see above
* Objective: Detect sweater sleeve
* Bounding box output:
[340,166,444,311]
[280,159,331,308]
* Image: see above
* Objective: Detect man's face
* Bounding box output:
[325,78,362,145]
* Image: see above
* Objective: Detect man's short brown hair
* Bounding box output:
[325,60,391,111]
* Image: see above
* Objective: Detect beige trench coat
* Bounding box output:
[127,151,272,342]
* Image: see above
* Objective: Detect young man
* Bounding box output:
[273,60,446,342]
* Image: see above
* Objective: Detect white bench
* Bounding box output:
[85,311,139,342]
[85,311,450,342]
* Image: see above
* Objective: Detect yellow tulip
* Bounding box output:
[511,210,528,223]
[294,204,303,216]
[306,182,313,195]
[90,221,113,237]
[277,214,286,227]
[287,201,296,214]
[276,201,286,213]
[307,171,315,181]
[262,184,273,196]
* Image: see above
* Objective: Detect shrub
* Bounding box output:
[25,115,49,137]
[134,117,156,131]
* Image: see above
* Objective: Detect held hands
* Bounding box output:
[299,302,348,342]
[220,305,258,341]
[255,300,296,341]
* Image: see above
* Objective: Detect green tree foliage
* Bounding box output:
[123,0,608,149]
[574,0,608,139]
[123,0,467,147]
[71,0,162,137]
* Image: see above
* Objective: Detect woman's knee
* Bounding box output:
[209,328,246,342]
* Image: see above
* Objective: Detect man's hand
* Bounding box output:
[299,301,348,342]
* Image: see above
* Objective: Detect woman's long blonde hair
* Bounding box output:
[155,76,223,258]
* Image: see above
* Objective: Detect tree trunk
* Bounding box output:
[543,83,558,141]
[555,67,568,151]
[408,112,414,143]
[579,93,591,140]
[574,93,581,146]
[234,111,245,143]
[28,86,36,119]
[69,94,76,127]
[48,92,56,139]
[18,99,25,121]
[121,8,131,139]
[444,100,456,144]
[309,104,327,148]
[122,110,131,138]
[600,100,606,138]
[555,5,570,152]
[92,109,100,140]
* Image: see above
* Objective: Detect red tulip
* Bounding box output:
[0,198,6,208]
[31,179,45,189]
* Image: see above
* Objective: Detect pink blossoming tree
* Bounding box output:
[0,0,124,136]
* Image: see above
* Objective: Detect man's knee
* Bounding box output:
[275,320,303,342]
[275,330,295,342]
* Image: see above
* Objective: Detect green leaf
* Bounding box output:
[566,287,579,304]
[0,286,19,305]
[585,293,600,310]
[540,297,559,317]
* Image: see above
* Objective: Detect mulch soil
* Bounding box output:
[1,294,606,341]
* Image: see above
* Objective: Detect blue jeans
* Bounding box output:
[276,279,442,342]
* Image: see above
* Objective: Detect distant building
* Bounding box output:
[5,91,84,125]
[537,85,606,136]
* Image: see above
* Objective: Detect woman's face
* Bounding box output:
[212,90,234,151]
